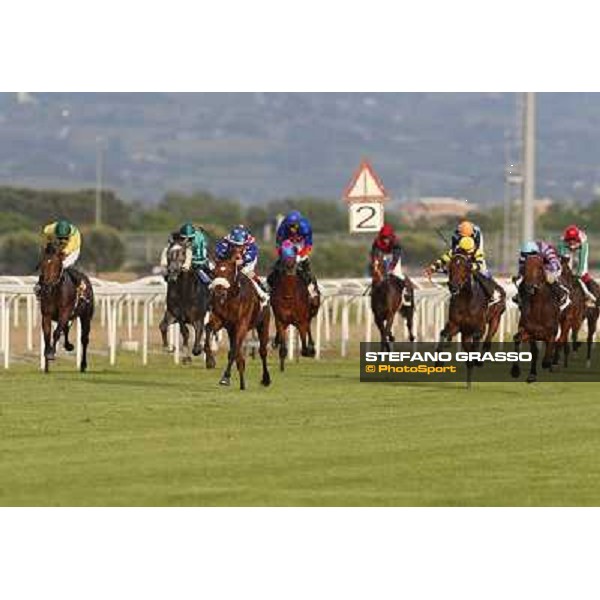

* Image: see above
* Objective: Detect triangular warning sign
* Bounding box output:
[343,159,389,203]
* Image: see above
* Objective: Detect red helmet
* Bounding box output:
[379,224,395,238]
[563,225,581,243]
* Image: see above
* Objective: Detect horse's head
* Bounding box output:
[210,256,239,308]
[39,242,64,291]
[522,254,545,296]
[371,254,386,286]
[280,240,298,275]
[448,252,472,296]
[166,237,191,283]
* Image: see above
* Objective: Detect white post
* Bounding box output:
[315,308,323,360]
[26,295,34,352]
[3,298,10,369]
[13,297,19,327]
[39,325,45,371]
[365,296,372,343]
[127,299,133,340]
[142,301,149,366]
[324,299,331,343]
[110,299,118,366]
[341,299,350,358]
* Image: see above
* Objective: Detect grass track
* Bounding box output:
[1,355,600,506]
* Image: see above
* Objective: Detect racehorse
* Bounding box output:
[370,254,415,351]
[561,256,600,368]
[435,251,491,388]
[203,247,271,390]
[511,254,567,383]
[270,240,320,371]
[38,241,94,374]
[554,255,586,368]
[158,236,210,365]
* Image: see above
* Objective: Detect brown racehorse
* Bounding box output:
[554,255,585,368]
[38,242,94,374]
[158,237,210,364]
[435,252,489,388]
[370,254,415,351]
[511,255,567,383]
[270,242,320,371]
[203,248,271,390]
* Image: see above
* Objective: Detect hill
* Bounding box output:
[1,93,599,204]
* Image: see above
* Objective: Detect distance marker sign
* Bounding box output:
[343,159,389,233]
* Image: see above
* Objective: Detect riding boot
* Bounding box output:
[67,268,88,304]
[393,275,413,306]
[474,272,504,305]
[550,281,571,312]
[299,261,319,298]
[585,279,600,308]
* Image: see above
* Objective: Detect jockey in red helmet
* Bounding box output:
[558,225,600,306]
[370,224,413,304]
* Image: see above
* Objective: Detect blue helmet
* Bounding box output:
[286,211,302,225]
[521,241,539,255]
[227,226,249,246]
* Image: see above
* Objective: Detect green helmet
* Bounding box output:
[179,222,195,239]
[55,220,72,239]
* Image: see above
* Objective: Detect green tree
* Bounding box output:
[0,231,40,275]
[81,226,126,273]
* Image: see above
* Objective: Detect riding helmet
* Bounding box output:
[180,222,196,238]
[55,220,72,239]
[228,226,248,246]
[458,220,475,237]
[521,241,539,255]
[457,236,475,253]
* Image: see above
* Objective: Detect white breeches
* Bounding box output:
[241,258,258,276]
[62,249,80,269]
[392,258,404,279]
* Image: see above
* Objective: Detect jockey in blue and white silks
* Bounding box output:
[215,225,269,304]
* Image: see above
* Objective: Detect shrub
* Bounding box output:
[0,231,40,275]
[81,226,126,273]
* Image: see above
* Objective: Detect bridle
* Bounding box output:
[448,253,473,297]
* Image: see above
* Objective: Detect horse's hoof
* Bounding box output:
[409,336,416,343]
[45,353,56,362]
[206,358,216,370]
[527,375,537,384]
[219,377,231,387]
[511,365,521,379]
[261,375,271,387]
[64,342,75,352]
[192,348,203,357]
[80,365,87,373]
[163,346,175,354]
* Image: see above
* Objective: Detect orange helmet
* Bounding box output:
[458,221,475,238]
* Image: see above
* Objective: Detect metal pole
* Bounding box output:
[522,92,536,243]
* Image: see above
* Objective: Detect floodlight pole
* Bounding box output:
[522,92,536,243]
[95,137,104,227]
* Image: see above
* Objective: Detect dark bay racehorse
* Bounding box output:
[158,237,210,364]
[435,252,489,388]
[370,254,415,351]
[270,241,320,371]
[511,255,567,383]
[204,248,271,390]
[554,256,585,368]
[38,242,94,373]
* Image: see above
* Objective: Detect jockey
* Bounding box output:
[35,219,86,299]
[451,219,484,253]
[177,222,213,285]
[275,210,318,299]
[370,224,413,304]
[215,225,270,305]
[514,240,571,311]
[558,225,600,307]
[425,237,504,305]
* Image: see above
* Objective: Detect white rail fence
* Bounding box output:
[0,275,586,371]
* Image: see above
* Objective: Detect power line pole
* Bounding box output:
[522,92,536,243]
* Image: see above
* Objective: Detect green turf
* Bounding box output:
[1,353,600,506]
